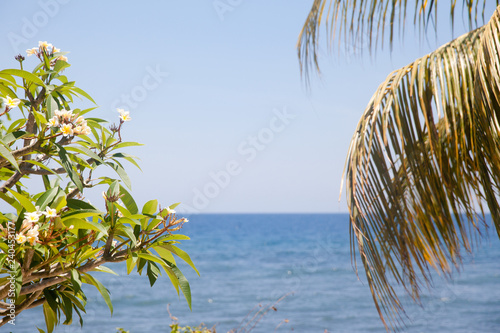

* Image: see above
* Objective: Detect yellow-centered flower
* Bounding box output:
[26,47,38,56]
[38,41,52,50]
[25,212,40,223]
[1,96,21,109]
[48,116,59,127]
[43,207,57,218]
[27,235,38,246]
[16,233,27,244]
[26,225,39,238]
[117,108,131,122]
[60,124,74,137]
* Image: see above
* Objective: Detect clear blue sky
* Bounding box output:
[1,1,497,213]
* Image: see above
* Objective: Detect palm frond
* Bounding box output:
[297,0,495,80]
[343,6,500,331]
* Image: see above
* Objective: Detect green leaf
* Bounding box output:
[0,191,21,211]
[7,118,26,133]
[61,291,86,312]
[152,246,176,265]
[43,301,57,333]
[92,266,118,275]
[83,273,113,315]
[147,262,161,287]
[57,145,83,191]
[66,198,99,211]
[61,209,102,220]
[172,265,192,310]
[161,244,199,275]
[35,187,60,210]
[65,145,104,164]
[6,188,36,212]
[70,269,82,294]
[126,250,138,275]
[119,185,138,214]
[60,293,74,325]
[0,143,20,172]
[115,224,137,247]
[137,252,165,267]
[0,83,17,99]
[111,141,144,149]
[142,199,157,215]
[11,260,22,298]
[0,69,46,87]
[52,59,71,73]
[107,162,131,189]
[63,217,108,235]
[1,130,28,144]
[117,216,140,227]
[24,159,62,177]
[46,95,58,118]
[71,87,96,104]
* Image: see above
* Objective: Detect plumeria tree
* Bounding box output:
[0,42,197,332]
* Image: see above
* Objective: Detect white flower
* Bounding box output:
[75,116,85,125]
[21,219,32,231]
[16,233,27,244]
[38,41,53,50]
[27,234,38,246]
[26,225,39,246]
[73,124,91,136]
[48,116,59,127]
[26,225,39,238]
[57,55,68,62]
[26,47,38,56]
[117,108,131,122]
[80,125,91,135]
[55,109,73,122]
[60,124,73,137]
[52,47,61,53]
[1,96,21,109]
[43,207,57,218]
[166,207,176,215]
[25,211,41,223]
[180,217,189,223]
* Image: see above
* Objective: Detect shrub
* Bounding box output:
[0,42,198,332]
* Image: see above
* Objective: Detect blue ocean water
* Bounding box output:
[11,214,500,332]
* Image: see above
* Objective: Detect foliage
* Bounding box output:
[299,1,500,331]
[169,323,215,333]
[0,42,198,332]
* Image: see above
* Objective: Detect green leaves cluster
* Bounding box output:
[0,43,197,332]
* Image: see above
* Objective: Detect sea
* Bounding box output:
[10,214,500,333]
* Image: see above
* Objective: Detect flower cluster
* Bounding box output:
[48,109,91,137]
[26,41,68,64]
[15,207,58,246]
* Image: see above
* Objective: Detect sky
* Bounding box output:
[1,1,498,213]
